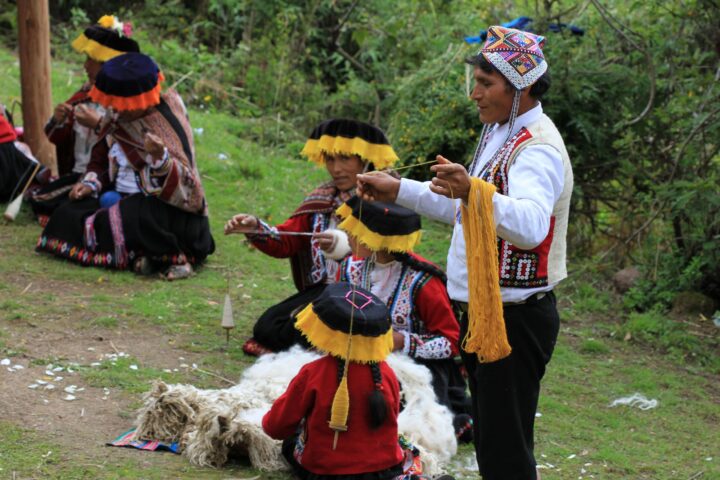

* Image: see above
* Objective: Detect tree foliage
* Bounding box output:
[0,0,718,306]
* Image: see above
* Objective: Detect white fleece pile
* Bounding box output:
[134,346,457,473]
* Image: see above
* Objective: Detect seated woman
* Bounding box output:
[224,119,399,353]
[0,108,40,204]
[36,52,214,280]
[30,15,140,221]
[335,196,471,429]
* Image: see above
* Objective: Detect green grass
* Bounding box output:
[1,48,719,479]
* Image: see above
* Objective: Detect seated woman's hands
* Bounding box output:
[53,103,72,123]
[69,182,93,201]
[224,214,258,235]
[74,104,101,129]
[144,132,166,161]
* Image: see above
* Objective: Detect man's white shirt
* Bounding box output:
[396,103,565,303]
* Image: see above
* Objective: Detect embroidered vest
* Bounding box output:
[479,114,573,288]
[340,258,432,334]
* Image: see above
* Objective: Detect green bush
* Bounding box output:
[387,47,478,179]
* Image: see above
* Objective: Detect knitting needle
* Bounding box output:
[240,230,315,237]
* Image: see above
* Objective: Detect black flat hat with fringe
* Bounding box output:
[301,118,399,170]
[295,282,392,363]
[336,196,422,253]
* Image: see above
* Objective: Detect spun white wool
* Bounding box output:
[322,228,352,261]
[135,347,456,473]
[3,194,23,221]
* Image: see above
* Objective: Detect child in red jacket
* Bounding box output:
[262,282,404,479]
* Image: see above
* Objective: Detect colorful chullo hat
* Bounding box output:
[89,53,164,111]
[336,196,421,253]
[295,282,392,446]
[468,26,548,153]
[72,15,139,63]
[480,25,547,90]
[301,119,399,170]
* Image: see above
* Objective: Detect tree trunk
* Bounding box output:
[17,0,57,175]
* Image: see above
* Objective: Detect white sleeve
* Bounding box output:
[396,178,457,224]
[491,144,564,249]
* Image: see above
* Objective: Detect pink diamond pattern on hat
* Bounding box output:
[481,26,547,90]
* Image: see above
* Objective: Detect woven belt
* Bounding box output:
[455,292,548,312]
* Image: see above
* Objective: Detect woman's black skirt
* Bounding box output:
[0,141,36,203]
[29,173,81,216]
[36,192,215,269]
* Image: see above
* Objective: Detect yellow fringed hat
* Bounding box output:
[336,196,422,253]
[72,15,139,63]
[295,282,393,363]
[300,118,399,170]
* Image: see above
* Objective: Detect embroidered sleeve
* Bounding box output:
[413,274,461,357]
[247,214,310,259]
[407,334,455,360]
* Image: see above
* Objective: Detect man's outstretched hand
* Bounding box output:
[429,155,470,203]
[356,171,400,203]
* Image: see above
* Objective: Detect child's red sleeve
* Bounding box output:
[261,364,315,439]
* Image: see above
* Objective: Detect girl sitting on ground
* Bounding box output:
[224,119,399,354]
[262,281,405,479]
[335,197,472,439]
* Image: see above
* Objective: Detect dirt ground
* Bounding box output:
[0,271,211,474]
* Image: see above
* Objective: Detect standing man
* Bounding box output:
[357,26,572,480]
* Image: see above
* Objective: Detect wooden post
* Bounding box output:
[17,0,57,175]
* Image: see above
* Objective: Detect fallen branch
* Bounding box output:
[192,366,235,385]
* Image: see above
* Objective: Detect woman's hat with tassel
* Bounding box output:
[295,282,392,442]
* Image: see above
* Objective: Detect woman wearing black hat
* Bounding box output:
[36,53,214,280]
[30,15,140,221]
[224,118,399,355]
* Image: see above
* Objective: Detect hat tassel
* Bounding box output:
[328,373,350,449]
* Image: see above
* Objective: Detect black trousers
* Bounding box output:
[252,283,325,351]
[460,292,560,480]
